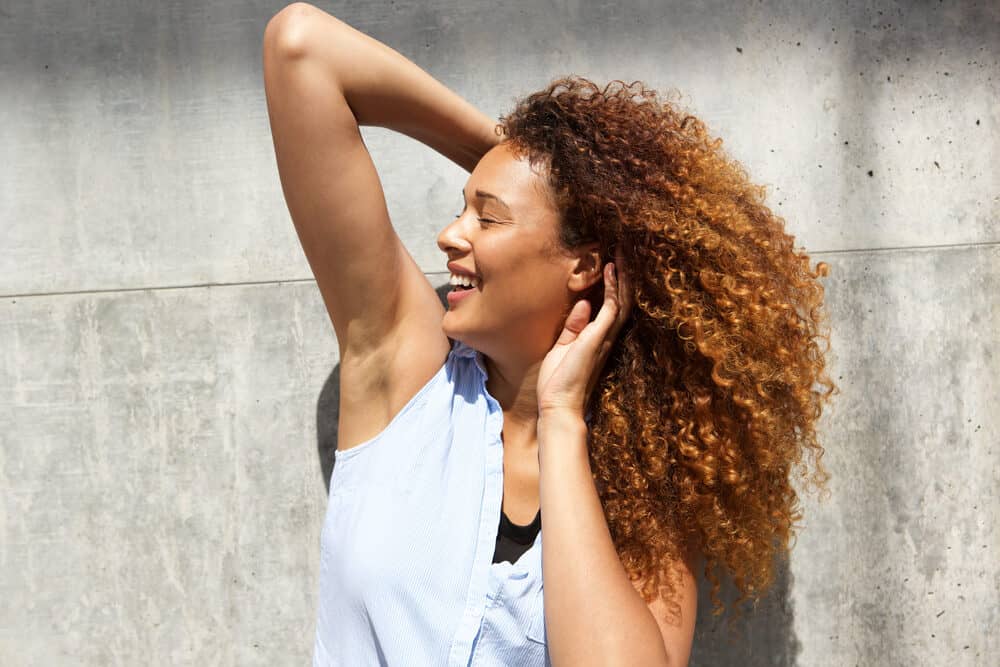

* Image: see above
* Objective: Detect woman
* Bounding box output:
[263,4,836,666]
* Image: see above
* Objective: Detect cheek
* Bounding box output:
[500,268,567,313]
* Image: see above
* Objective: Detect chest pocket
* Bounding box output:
[471,565,550,665]
[526,585,547,645]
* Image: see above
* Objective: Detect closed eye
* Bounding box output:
[453,207,498,225]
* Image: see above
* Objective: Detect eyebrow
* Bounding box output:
[461,188,513,213]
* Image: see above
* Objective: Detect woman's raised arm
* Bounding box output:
[262,2,499,367]
[265,3,499,169]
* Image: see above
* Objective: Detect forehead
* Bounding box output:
[466,143,554,214]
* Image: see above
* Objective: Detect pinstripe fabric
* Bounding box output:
[313,338,551,666]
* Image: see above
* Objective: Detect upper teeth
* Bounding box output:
[449,273,480,288]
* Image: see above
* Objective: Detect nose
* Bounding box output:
[436,212,472,257]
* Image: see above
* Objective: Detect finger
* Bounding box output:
[554,299,591,345]
[591,262,620,333]
[612,248,634,325]
[601,261,631,355]
[581,268,620,367]
[607,261,625,319]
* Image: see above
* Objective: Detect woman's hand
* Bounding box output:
[537,245,634,418]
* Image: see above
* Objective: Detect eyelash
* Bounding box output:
[453,209,496,225]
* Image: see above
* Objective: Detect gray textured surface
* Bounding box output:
[1,283,333,664]
[2,0,997,665]
[690,245,1000,665]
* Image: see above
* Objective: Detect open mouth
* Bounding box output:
[448,268,481,294]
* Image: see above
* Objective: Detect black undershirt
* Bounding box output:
[492,501,542,564]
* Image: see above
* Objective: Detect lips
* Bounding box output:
[447,262,480,280]
[446,284,476,305]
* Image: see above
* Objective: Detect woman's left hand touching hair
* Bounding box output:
[537,245,635,418]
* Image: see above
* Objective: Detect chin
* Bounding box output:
[440,316,463,341]
[441,320,483,351]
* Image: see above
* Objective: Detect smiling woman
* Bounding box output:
[263,4,836,667]
[436,142,602,368]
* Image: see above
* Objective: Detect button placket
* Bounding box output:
[446,355,506,666]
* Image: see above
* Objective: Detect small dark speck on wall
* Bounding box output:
[736,46,743,53]
[976,119,980,125]
[867,170,874,177]
[934,161,940,168]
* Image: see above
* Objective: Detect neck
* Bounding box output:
[484,350,543,448]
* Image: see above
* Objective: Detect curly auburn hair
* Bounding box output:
[496,76,838,620]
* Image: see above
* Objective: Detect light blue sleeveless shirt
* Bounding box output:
[313,338,551,666]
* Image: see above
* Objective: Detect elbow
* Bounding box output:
[616,651,682,667]
[663,653,689,667]
[661,643,691,667]
[584,642,678,667]
[263,2,324,61]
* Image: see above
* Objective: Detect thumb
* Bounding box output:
[555,299,591,345]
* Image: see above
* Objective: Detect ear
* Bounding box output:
[566,242,604,294]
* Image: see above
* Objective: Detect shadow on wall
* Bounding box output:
[688,562,801,666]
[315,282,799,664]
[316,358,340,494]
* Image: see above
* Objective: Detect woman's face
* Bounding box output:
[437,142,600,362]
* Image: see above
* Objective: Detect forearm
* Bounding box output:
[264,3,500,171]
[537,412,671,666]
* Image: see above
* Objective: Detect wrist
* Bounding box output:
[457,113,504,171]
[538,408,586,427]
[537,410,588,445]
[537,412,590,472]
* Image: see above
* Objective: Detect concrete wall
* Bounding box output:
[2,0,996,664]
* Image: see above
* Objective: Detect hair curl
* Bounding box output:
[496,76,838,620]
